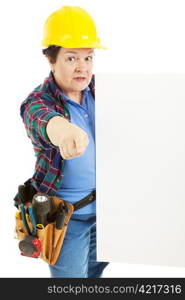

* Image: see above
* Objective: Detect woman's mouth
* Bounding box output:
[73,77,86,82]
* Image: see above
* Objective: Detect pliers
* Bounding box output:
[19,204,37,236]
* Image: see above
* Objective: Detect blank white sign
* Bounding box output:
[96,73,185,267]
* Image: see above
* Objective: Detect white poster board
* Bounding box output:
[96,73,185,268]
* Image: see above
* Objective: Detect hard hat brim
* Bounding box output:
[41,39,107,49]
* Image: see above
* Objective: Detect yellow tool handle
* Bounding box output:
[36,224,45,229]
[15,211,21,220]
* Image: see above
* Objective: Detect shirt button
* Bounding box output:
[84,113,88,118]
[56,179,60,183]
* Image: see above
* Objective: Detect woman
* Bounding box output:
[16,6,109,278]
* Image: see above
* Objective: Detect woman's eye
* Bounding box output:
[85,56,93,61]
[67,57,76,62]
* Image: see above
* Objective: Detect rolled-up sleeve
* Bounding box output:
[20,97,64,149]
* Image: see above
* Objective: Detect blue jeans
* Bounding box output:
[49,213,109,278]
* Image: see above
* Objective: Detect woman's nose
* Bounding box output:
[75,59,87,71]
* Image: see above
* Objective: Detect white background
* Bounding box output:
[0,0,185,277]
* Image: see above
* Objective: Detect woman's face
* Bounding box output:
[49,47,94,96]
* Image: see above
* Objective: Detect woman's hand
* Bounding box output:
[46,116,89,159]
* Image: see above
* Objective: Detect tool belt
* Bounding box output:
[15,185,96,265]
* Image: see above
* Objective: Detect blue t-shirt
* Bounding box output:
[55,86,96,214]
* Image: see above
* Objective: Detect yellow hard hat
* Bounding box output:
[42,6,106,49]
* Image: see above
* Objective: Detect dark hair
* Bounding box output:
[42,45,61,63]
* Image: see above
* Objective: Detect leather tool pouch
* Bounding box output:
[15,187,96,265]
[15,196,74,265]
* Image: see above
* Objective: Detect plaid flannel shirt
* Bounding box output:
[14,71,95,206]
